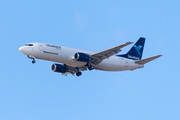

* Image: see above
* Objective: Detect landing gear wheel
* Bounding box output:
[88,66,94,71]
[76,72,82,77]
[32,59,36,64]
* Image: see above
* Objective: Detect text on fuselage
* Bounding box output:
[46,44,61,49]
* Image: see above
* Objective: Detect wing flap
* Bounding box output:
[135,55,162,65]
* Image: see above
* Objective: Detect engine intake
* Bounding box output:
[74,52,90,62]
[51,64,66,73]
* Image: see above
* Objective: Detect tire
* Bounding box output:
[76,72,82,76]
[32,60,36,64]
[88,66,94,71]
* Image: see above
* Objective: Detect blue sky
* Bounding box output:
[0,0,179,120]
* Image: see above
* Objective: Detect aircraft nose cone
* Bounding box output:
[19,46,27,55]
[19,46,31,55]
[19,47,23,52]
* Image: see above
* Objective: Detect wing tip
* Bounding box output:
[126,42,133,44]
[157,55,163,57]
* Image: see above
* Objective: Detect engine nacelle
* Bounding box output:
[74,52,90,62]
[51,64,66,73]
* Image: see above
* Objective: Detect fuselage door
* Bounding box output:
[39,44,43,51]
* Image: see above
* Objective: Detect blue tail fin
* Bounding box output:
[117,37,145,60]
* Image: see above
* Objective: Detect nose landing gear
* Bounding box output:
[27,55,36,64]
[32,59,36,64]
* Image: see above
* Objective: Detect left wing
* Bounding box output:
[90,42,133,65]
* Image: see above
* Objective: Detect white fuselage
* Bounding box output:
[19,43,144,71]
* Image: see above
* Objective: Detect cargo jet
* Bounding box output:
[19,37,162,76]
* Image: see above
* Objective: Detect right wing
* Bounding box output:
[90,42,133,65]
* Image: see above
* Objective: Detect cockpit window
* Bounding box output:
[25,44,33,46]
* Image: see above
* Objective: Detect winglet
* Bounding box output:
[135,55,162,65]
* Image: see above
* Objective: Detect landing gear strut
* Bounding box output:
[27,55,36,64]
[76,71,82,77]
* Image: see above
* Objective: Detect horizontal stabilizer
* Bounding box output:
[135,55,162,65]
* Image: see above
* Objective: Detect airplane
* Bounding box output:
[19,37,162,77]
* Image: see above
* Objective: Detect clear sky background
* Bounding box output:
[0,0,179,120]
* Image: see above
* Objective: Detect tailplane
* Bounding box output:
[135,55,162,64]
[117,37,145,60]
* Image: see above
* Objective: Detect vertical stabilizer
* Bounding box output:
[117,37,145,60]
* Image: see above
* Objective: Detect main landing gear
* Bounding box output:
[76,71,82,77]
[88,66,94,71]
[75,65,94,77]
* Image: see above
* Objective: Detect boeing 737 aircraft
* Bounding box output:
[19,37,162,76]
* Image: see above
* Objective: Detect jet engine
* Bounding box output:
[74,52,90,62]
[51,64,66,73]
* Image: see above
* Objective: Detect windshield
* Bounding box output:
[25,44,33,46]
